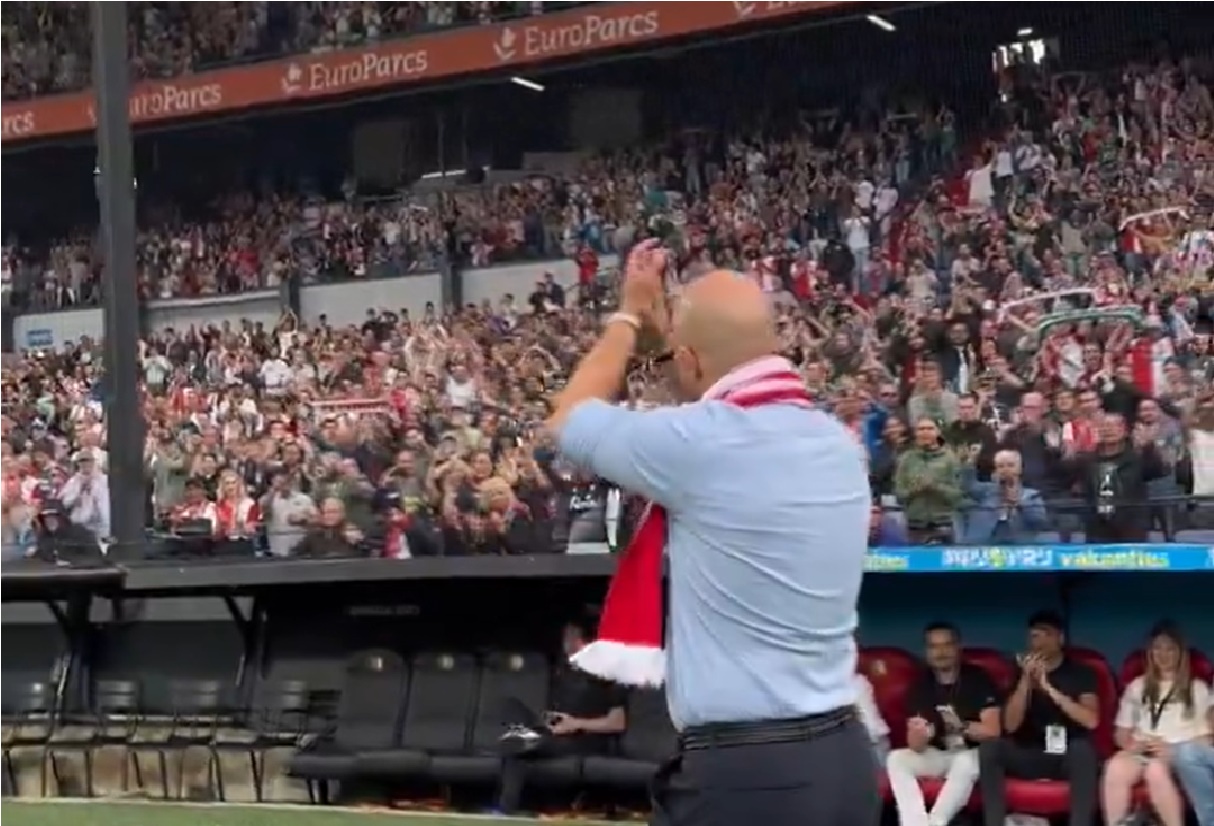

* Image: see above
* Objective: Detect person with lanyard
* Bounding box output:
[549,240,876,826]
[977,610,1102,826]
[1102,622,1212,826]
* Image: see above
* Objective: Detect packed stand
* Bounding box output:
[0,103,934,562]
[860,51,1214,544]
[0,2,565,101]
[5,49,1214,562]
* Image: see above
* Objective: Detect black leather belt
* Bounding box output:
[678,705,856,752]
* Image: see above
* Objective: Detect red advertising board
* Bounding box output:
[2,2,846,144]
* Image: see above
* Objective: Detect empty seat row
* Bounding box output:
[285,648,676,796]
[1,676,336,801]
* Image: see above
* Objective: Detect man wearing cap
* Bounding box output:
[58,451,110,540]
[977,610,1101,826]
[549,242,876,826]
[31,500,102,564]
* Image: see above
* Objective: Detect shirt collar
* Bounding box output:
[701,355,797,401]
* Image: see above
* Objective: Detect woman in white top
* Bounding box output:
[1102,623,1212,826]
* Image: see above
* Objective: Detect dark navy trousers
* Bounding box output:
[650,717,881,826]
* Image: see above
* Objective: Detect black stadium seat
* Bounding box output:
[288,650,408,787]
[3,682,54,797]
[214,679,312,802]
[355,651,479,780]
[428,651,550,785]
[582,689,676,789]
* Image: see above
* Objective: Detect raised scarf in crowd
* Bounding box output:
[570,355,814,686]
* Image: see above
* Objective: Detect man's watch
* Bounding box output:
[604,312,642,333]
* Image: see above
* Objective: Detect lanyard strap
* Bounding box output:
[1146,686,1176,730]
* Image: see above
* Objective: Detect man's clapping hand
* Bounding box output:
[620,239,668,326]
[1018,653,1046,685]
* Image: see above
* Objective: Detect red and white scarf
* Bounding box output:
[570,356,814,686]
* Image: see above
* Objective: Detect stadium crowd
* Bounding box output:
[2,8,1214,826]
[1,1,559,100]
[4,43,1214,563]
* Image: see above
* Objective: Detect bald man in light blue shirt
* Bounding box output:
[549,243,878,826]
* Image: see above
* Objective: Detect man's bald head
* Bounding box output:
[670,269,780,398]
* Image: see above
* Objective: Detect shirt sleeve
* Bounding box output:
[1193,681,1211,738]
[1114,678,1140,731]
[1074,663,1100,701]
[972,669,1002,711]
[855,675,890,740]
[556,399,699,509]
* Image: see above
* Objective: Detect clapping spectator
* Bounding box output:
[1,501,38,561]
[59,452,110,540]
[959,449,1050,545]
[170,477,219,537]
[869,416,911,499]
[213,470,259,543]
[908,361,960,429]
[291,496,363,558]
[260,470,317,558]
[145,426,190,516]
[945,393,998,481]
[1061,411,1168,542]
[480,476,535,555]
[894,418,962,543]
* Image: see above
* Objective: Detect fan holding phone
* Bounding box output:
[886,622,1001,826]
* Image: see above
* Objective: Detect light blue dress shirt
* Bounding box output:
[558,398,870,729]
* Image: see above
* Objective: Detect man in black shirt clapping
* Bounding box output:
[978,610,1101,826]
[887,622,1001,826]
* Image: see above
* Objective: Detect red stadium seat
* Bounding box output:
[1117,649,1213,812]
[962,647,1017,692]
[868,647,986,811]
[1003,647,1119,816]
[1065,646,1121,758]
[858,646,919,749]
[1119,648,1214,687]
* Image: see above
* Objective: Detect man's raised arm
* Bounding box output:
[546,241,692,509]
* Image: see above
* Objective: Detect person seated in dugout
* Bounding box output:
[496,617,627,814]
[887,621,1001,826]
[978,610,1101,826]
[1102,621,1212,826]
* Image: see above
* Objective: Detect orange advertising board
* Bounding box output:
[2,1,846,145]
